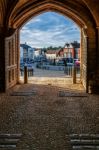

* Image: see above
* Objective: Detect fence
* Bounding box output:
[20,65,80,78]
[64,66,73,77]
[20,68,33,77]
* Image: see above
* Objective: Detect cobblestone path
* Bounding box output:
[0,83,99,150]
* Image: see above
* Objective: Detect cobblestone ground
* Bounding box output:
[0,81,99,150]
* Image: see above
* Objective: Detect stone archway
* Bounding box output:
[0,0,98,93]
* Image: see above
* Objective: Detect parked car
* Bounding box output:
[57,60,74,66]
[26,64,34,69]
[36,62,42,68]
[75,60,80,66]
[20,63,34,70]
[62,58,73,63]
[67,63,74,66]
[57,60,64,66]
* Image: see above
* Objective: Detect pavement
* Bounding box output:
[20,68,81,86]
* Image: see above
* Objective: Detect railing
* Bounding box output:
[20,68,34,77]
[64,66,73,77]
[41,65,64,71]
[41,65,80,77]
[76,66,80,76]
[20,65,80,80]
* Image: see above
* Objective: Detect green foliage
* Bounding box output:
[41,46,63,51]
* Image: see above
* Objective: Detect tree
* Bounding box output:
[65,43,70,48]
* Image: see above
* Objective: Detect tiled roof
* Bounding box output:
[46,50,60,54]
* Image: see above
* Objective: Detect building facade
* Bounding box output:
[57,42,80,61]
[45,50,59,60]
[20,43,35,63]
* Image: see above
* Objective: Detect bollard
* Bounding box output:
[24,66,28,83]
[88,80,94,94]
[32,68,34,76]
[88,85,93,94]
[73,66,76,84]
[64,66,67,75]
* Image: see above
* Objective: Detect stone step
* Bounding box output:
[0,138,20,144]
[71,139,99,145]
[58,91,87,97]
[0,134,22,139]
[10,91,36,96]
[70,134,99,139]
[72,145,99,150]
[69,134,99,150]
[0,134,22,149]
[0,144,16,149]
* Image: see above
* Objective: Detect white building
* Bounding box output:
[28,48,34,60]
[34,49,41,58]
[45,50,58,60]
[20,43,35,62]
[20,46,24,63]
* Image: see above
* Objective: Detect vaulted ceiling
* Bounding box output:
[0,0,99,30]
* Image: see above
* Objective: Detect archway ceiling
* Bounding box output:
[0,0,99,29]
[8,0,96,29]
[10,2,88,29]
[83,0,99,27]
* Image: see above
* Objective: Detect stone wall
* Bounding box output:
[0,30,6,92]
[80,28,88,92]
[80,27,97,93]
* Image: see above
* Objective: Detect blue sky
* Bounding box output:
[20,12,80,48]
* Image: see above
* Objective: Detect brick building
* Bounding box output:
[57,42,80,61]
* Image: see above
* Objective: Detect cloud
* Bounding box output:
[26,18,42,26]
[20,12,80,48]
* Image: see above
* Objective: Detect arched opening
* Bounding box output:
[0,1,99,149]
[19,11,81,87]
[4,1,96,93]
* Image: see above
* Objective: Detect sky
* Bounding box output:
[20,12,80,48]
